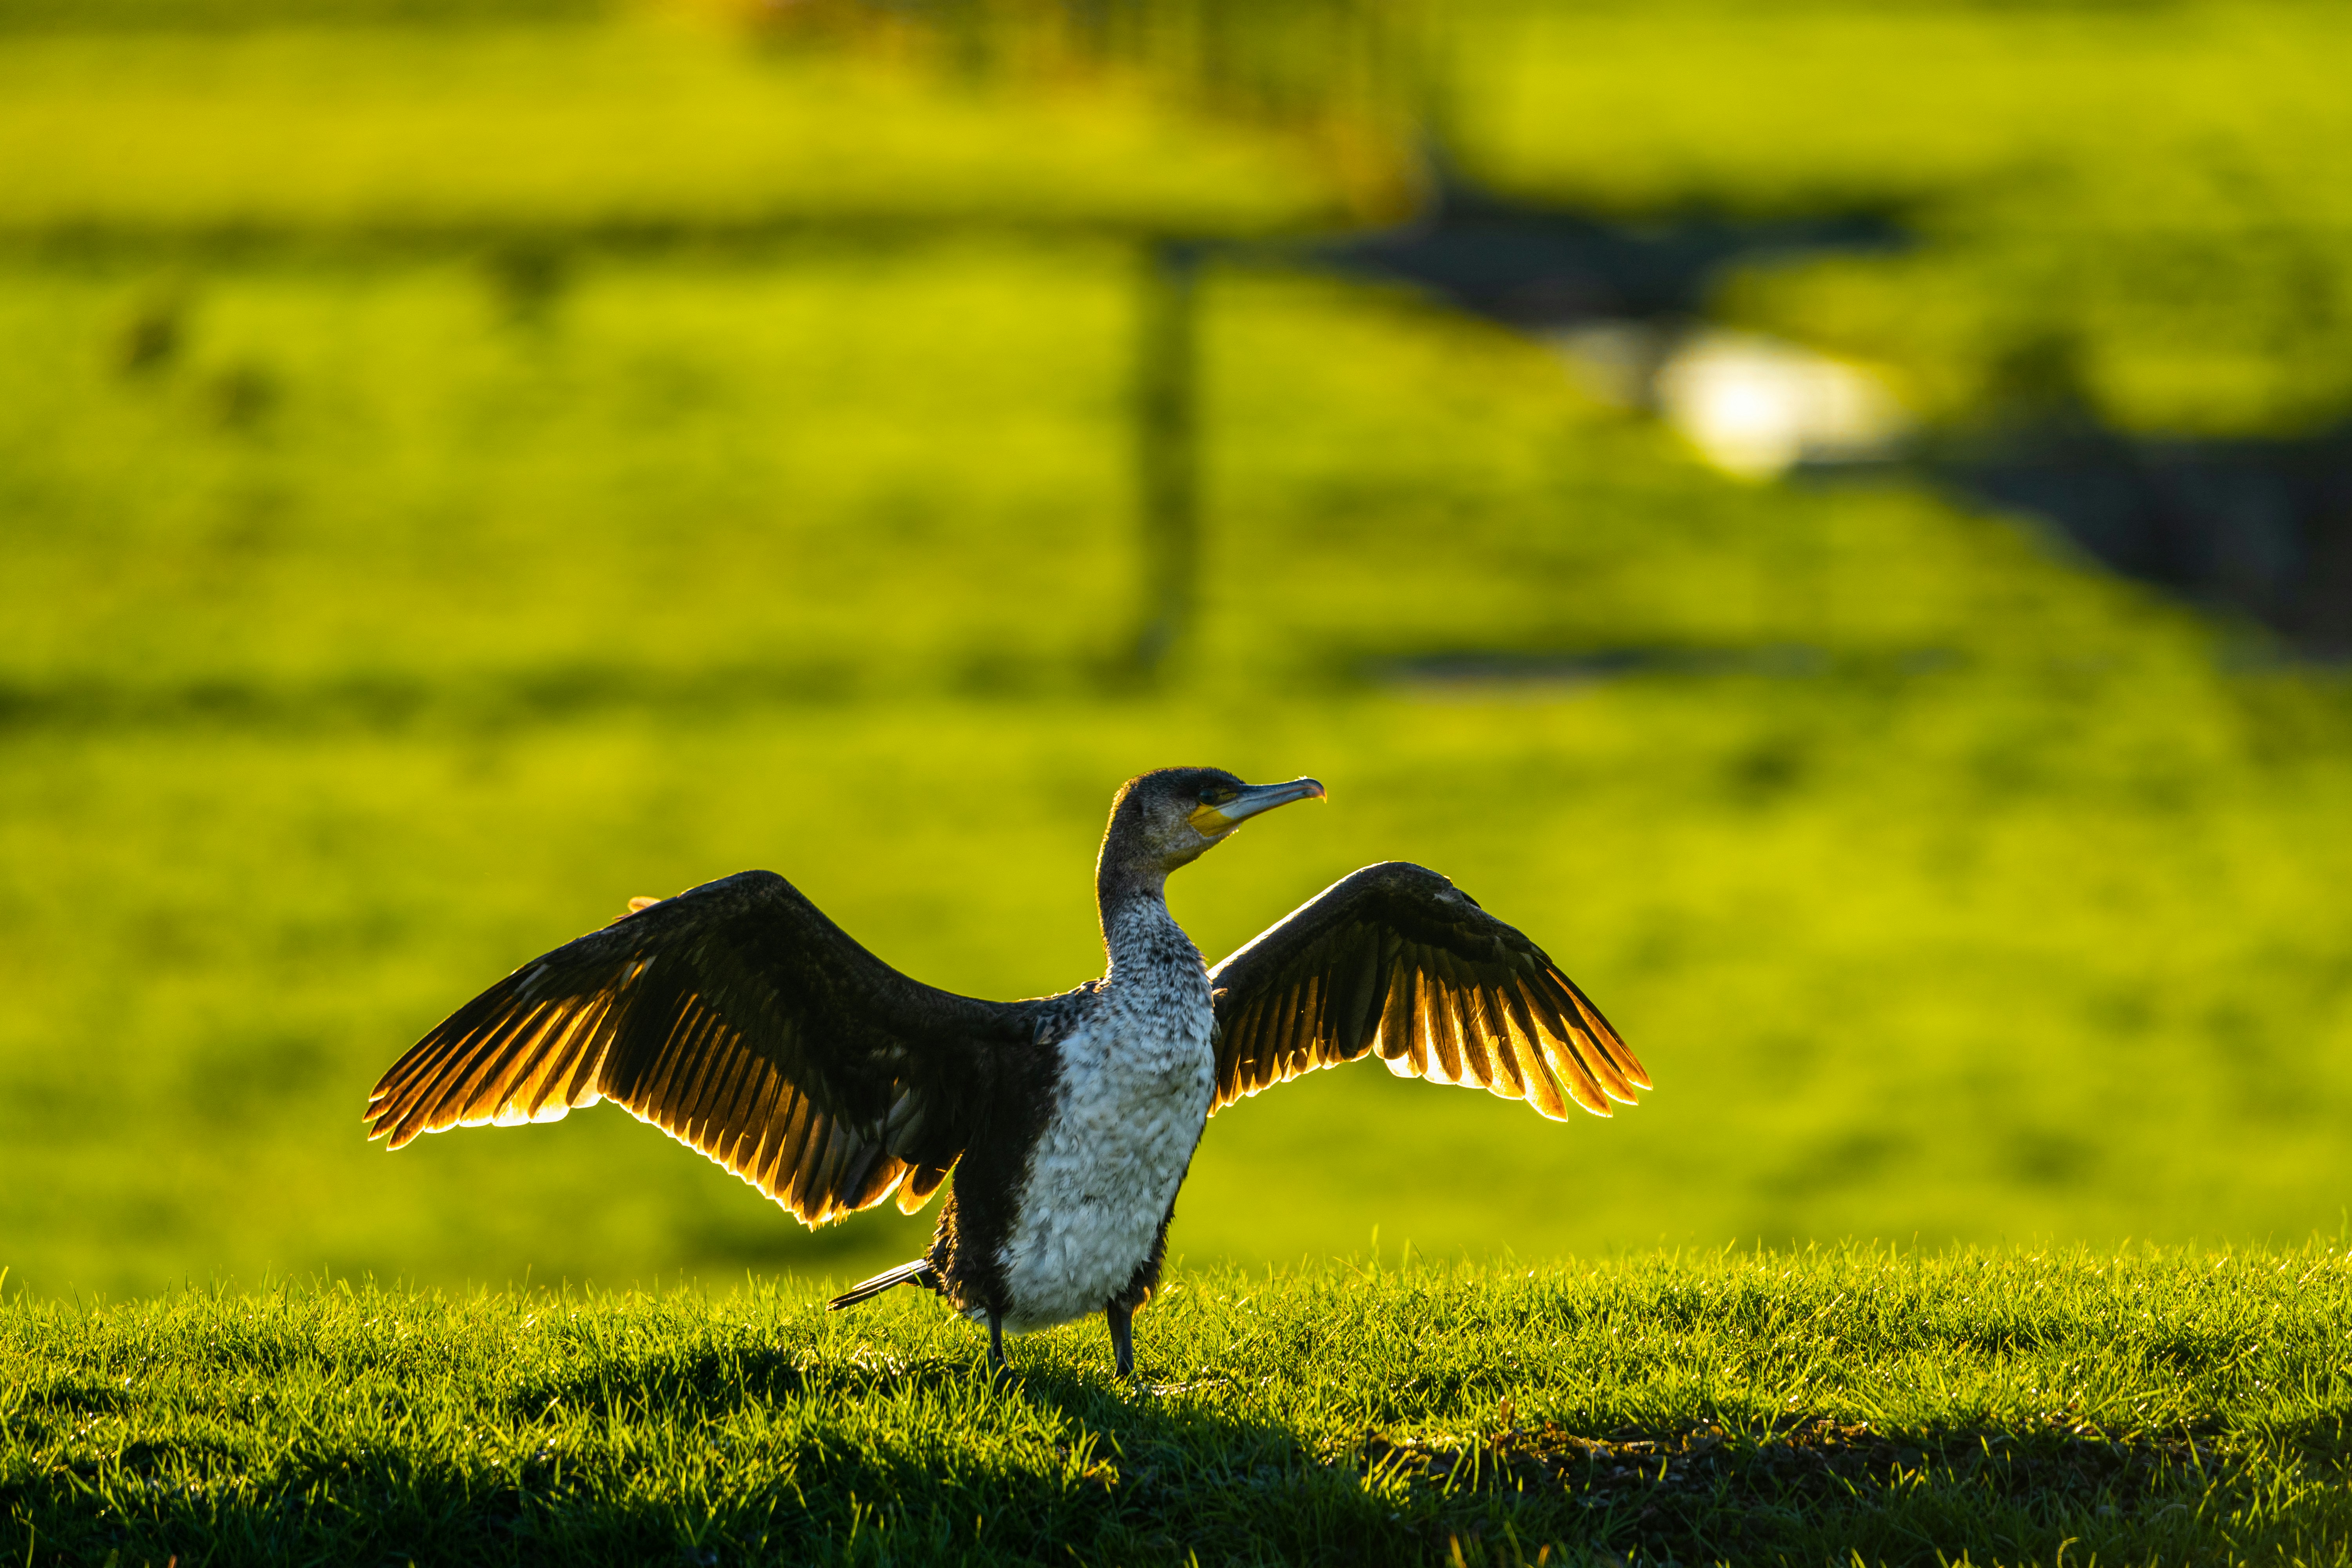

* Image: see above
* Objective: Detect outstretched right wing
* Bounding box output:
[364,870,1027,1225]
[1209,862,1648,1120]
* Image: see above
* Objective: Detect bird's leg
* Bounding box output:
[988,1310,1007,1374]
[1106,1300,1135,1380]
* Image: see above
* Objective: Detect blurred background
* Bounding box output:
[4,0,2351,1300]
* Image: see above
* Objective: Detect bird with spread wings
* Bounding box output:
[364,765,1647,1373]
[363,860,1648,1224]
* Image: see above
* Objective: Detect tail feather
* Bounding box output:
[827,1258,937,1311]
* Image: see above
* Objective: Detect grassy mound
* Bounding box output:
[8,1245,2351,1564]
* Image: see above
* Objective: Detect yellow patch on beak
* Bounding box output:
[1188,802,1237,835]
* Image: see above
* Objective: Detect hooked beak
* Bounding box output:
[1189,776,1327,836]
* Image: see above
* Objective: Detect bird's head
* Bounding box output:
[1099,767,1326,891]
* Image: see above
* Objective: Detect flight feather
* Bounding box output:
[1207,862,1647,1118]
[363,870,1025,1225]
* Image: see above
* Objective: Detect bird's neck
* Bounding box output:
[1095,866,1192,979]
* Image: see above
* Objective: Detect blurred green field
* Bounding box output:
[5,3,2352,1303]
[0,20,1346,238]
[1452,0,2352,433]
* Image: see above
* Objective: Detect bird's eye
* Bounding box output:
[1199,786,1238,807]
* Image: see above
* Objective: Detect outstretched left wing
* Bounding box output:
[1208,862,1648,1119]
[364,870,1030,1226]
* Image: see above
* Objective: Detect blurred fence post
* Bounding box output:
[1131,236,1202,674]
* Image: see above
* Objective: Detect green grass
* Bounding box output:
[0,18,1347,240]
[0,246,1138,696]
[0,0,601,26]
[1448,0,2352,434]
[0,249,2236,700]
[10,10,2352,1559]
[11,1,2352,431]
[25,1,2352,434]
[9,1245,2352,1564]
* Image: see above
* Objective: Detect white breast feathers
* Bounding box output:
[993,906,1217,1333]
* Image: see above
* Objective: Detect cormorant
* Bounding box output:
[363,767,1649,1376]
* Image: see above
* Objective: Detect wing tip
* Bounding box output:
[1599,1040,1652,1096]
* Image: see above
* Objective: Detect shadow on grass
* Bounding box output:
[494,1343,1402,1563]
[1358,1410,2325,1566]
[10,1344,1399,1566]
[13,1346,2350,1566]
